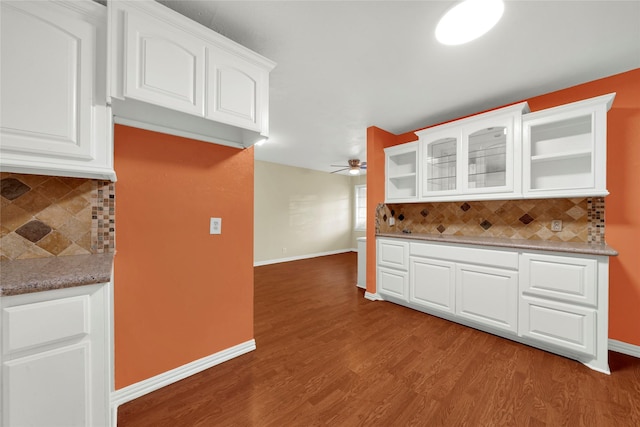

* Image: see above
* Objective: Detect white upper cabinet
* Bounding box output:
[522,93,615,198]
[0,0,115,180]
[385,142,419,202]
[122,9,205,116]
[207,47,267,133]
[417,102,529,202]
[109,1,276,148]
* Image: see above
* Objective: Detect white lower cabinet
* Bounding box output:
[455,264,518,334]
[409,257,455,314]
[376,237,611,374]
[1,283,109,427]
[378,267,408,300]
[520,296,595,356]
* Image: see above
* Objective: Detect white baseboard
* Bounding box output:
[110,339,256,416]
[254,249,355,267]
[609,339,640,358]
[364,291,383,301]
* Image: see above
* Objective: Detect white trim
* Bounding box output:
[609,339,640,358]
[364,292,384,301]
[110,340,256,413]
[253,249,355,267]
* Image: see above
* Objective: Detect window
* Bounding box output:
[354,184,366,231]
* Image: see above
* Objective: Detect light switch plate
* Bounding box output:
[210,218,222,234]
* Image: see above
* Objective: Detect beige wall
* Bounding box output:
[255,160,364,264]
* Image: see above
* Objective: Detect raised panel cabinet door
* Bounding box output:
[409,257,455,314]
[455,264,518,333]
[520,296,596,356]
[378,267,408,300]
[124,11,205,116]
[3,343,91,427]
[206,47,266,132]
[0,2,94,159]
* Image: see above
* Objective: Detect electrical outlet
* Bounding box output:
[210,218,222,234]
[551,220,562,232]
[282,247,287,254]
[389,217,396,226]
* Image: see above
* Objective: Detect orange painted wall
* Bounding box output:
[113,125,255,389]
[367,68,640,346]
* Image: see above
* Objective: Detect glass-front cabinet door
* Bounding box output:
[461,112,519,196]
[420,127,462,198]
[417,102,528,201]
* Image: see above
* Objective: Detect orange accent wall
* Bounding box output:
[113,125,254,389]
[367,68,640,346]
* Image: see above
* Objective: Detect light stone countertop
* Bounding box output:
[376,232,618,257]
[0,253,114,296]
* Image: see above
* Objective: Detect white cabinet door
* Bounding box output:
[520,296,595,356]
[461,112,519,196]
[1,284,109,427]
[455,264,518,333]
[522,93,614,198]
[410,257,455,314]
[124,9,205,116]
[206,47,267,132]
[4,344,91,427]
[378,267,408,300]
[420,126,462,198]
[0,1,114,180]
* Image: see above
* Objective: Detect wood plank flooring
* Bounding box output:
[118,253,640,426]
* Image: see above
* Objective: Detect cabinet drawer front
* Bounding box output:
[378,267,407,299]
[410,242,518,269]
[378,239,408,270]
[2,295,89,354]
[455,264,518,333]
[520,296,595,356]
[521,253,597,306]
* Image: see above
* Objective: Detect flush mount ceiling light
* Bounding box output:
[435,0,505,45]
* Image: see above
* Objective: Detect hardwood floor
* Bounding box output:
[118,253,640,426]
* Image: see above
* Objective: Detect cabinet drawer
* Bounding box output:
[377,239,409,270]
[410,241,518,270]
[2,295,89,354]
[520,253,597,306]
[520,296,595,356]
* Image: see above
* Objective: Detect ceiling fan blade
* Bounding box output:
[330,164,349,167]
[330,168,349,174]
[361,162,367,167]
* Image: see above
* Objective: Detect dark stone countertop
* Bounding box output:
[376,232,618,257]
[0,253,114,296]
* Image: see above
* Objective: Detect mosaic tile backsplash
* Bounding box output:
[377,197,605,244]
[0,173,115,260]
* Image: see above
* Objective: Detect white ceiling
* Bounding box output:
[158,0,640,174]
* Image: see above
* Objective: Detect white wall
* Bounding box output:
[254,160,357,264]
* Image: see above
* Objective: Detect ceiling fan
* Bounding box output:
[331,159,367,175]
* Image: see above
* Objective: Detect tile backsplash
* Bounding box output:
[0,173,115,260]
[377,197,605,244]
